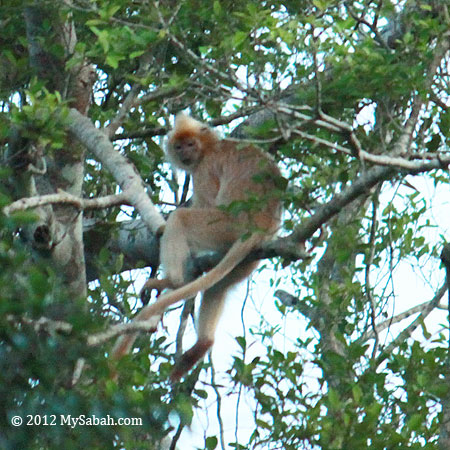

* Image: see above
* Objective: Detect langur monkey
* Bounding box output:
[112,114,282,380]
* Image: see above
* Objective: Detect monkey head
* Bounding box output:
[166,114,219,171]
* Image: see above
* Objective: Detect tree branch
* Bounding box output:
[66,108,166,235]
[375,283,446,361]
[361,283,447,341]
[4,190,129,216]
[87,318,161,347]
[284,156,449,246]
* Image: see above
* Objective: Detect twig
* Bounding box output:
[345,2,391,50]
[154,3,250,97]
[106,53,175,138]
[6,315,73,334]
[365,188,381,358]
[210,359,226,450]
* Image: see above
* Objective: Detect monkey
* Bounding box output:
[112,114,283,380]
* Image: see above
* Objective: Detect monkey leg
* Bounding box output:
[170,261,257,381]
[160,212,191,287]
[169,285,225,382]
[160,208,240,287]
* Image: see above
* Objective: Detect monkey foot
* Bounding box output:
[170,339,214,382]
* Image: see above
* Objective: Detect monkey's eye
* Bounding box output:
[174,144,182,150]
[187,141,195,147]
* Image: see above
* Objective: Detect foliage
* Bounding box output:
[1,0,450,449]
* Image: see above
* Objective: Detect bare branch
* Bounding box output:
[365,189,381,357]
[154,3,250,97]
[105,83,142,139]
[293,123,450,170]
[105,53,175,139]
[6,315,73,334]
[87,318,161,347]
[4,190,129,216]
[375,283,447,358]
[7,312,162,350]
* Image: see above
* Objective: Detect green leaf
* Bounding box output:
[90,27,111,53]
[235,336,246,350]
[129,50,145,59]
[232,31,248,48]
[312,0,326,10]
[106,53,125,69]
[352,384,363,404]
[407,413,423,431]
[213,0,222,16]
[205,436,218,450]
[327,389,341,410]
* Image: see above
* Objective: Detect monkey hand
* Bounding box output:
[140,278,173,304]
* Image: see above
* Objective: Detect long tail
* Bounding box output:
[111,234,261,359]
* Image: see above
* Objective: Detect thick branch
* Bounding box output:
[84,219,160,282]
[66,108,166,235]
[284,157,448,246]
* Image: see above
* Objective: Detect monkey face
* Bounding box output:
[170,137,202,169]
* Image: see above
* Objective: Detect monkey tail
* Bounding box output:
[111,234,261,360]
[163,233,261,304]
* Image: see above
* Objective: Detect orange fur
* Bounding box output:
[112,115,282,380]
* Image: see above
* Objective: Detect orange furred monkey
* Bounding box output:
[112,114,282,380]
